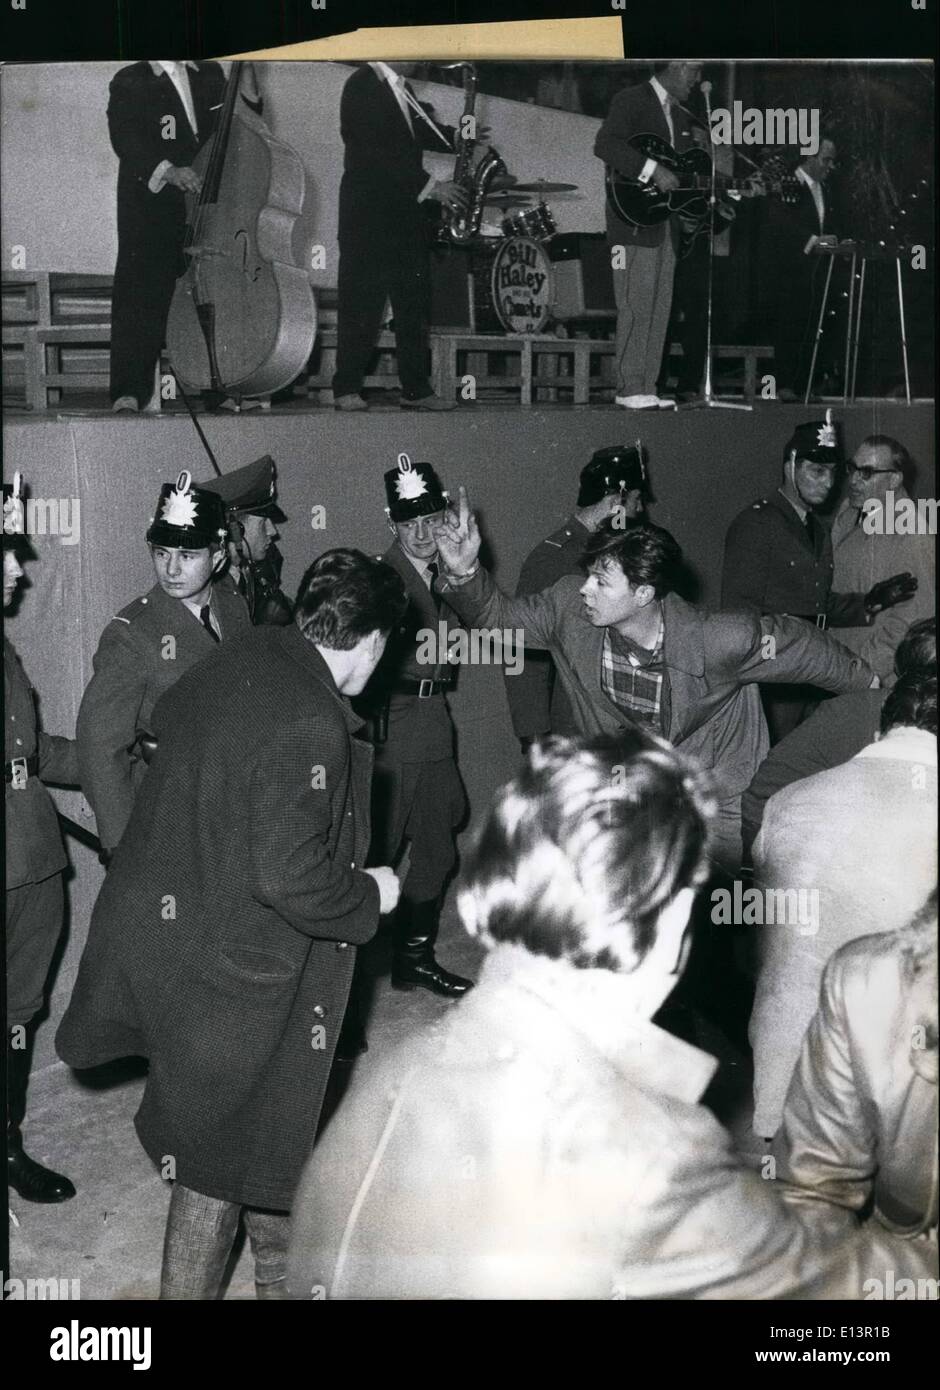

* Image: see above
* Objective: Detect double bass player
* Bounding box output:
[107,61,262,413]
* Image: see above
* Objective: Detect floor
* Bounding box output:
[9,903,761,1301]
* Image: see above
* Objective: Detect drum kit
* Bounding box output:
[471,177,581,333]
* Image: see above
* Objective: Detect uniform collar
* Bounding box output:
[777,485,809,524]
[480,944,717,1105]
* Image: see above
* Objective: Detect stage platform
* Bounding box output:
[4,398,934,1080]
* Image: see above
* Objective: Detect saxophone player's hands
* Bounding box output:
[427,180,470,213]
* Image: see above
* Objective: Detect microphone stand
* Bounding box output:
[680,82,752,412]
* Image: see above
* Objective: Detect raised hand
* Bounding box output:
[431,485,481,576]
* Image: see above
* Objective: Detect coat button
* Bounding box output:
[350,861,356,869]
[312,1004,327,1018]
[336,941,349,951]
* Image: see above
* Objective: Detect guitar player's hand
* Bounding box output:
[651,164,680,193]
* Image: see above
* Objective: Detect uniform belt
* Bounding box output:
[393,676,457,698]
[792,613,828,630]
[5,754,39,784]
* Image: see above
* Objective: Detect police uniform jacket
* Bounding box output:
[57,626,380,1210]
[440,568,875,805]
[363,543,461,765]
[504,516,589,741]
[76,579,250,852]
[721,490,868,626]
[5,639,79,890]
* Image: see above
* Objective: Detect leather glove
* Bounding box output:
[864,571,917,618]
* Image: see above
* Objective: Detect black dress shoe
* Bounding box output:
[8,1146,76,1203]
[391,959,474,998]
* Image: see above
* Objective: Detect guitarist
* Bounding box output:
[594,62,701,410]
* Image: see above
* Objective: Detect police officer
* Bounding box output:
[721,411,916,741]
[4,475,78,1202]
[77,471,251,857]
[200,455,293,626]
[360,454,473,997]
[505,443,650,751]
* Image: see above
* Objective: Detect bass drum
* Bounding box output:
[490,237,554,335]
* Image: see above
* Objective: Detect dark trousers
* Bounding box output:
[6,874,64,1027]
[333,237,433,400]
[110,200,185,407]
[370,755,466,902]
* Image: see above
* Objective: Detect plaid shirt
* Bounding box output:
[601,621,669,736]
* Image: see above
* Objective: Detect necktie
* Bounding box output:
[805,512,823,557]
[199,605,220,643]
[160,62,198,138]
[426,561,443,611]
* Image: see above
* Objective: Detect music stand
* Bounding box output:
[804,242,913,405]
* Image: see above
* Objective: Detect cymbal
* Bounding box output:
[484,193,534,207]
[508,181,579,193]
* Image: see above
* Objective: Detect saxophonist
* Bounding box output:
[333,62,482,413]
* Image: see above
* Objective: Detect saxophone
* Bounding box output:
[439,62,506,245]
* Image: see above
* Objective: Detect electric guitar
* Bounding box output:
[605,134,799,228]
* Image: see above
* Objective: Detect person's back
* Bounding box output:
[750,680,938,1139]
[289,733,938,1300]
[775,903,939,1242]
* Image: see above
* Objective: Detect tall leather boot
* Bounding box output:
[391,897,474,998]
[7,1028,76,1203]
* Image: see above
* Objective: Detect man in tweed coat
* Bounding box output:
[57,549,406,1299]
[433,489,877,871]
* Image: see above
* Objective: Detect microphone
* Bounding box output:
[700,80,713,98]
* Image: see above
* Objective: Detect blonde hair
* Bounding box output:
[458,732,716,973]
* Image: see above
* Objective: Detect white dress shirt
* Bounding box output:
[796,165,826,233]
[148,60,200,194]
[639,75,675,184]
[368,62,436,204]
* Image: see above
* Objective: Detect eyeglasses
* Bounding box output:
[846,463,897,482]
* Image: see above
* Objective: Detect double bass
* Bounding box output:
[166,62,316,401]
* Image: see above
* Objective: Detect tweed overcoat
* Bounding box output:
[57,625,381,1209]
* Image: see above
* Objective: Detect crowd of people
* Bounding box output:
[3,408,936,1299]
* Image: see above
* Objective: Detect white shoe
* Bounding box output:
[655,396,678,410]
[112,396,139,413]
[614,394,660,410]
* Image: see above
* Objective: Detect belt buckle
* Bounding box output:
[10,755,28,789]
[815,614,827,631]
[417,678,434,699]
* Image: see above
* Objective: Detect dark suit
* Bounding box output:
[759,176,839,394]
[108,61,225,406]
[76,578,250,853]
[58,626,381,1209]
[594,80,695,397]
[333,65,454,401]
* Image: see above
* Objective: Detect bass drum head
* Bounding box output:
[490,237,554,335]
